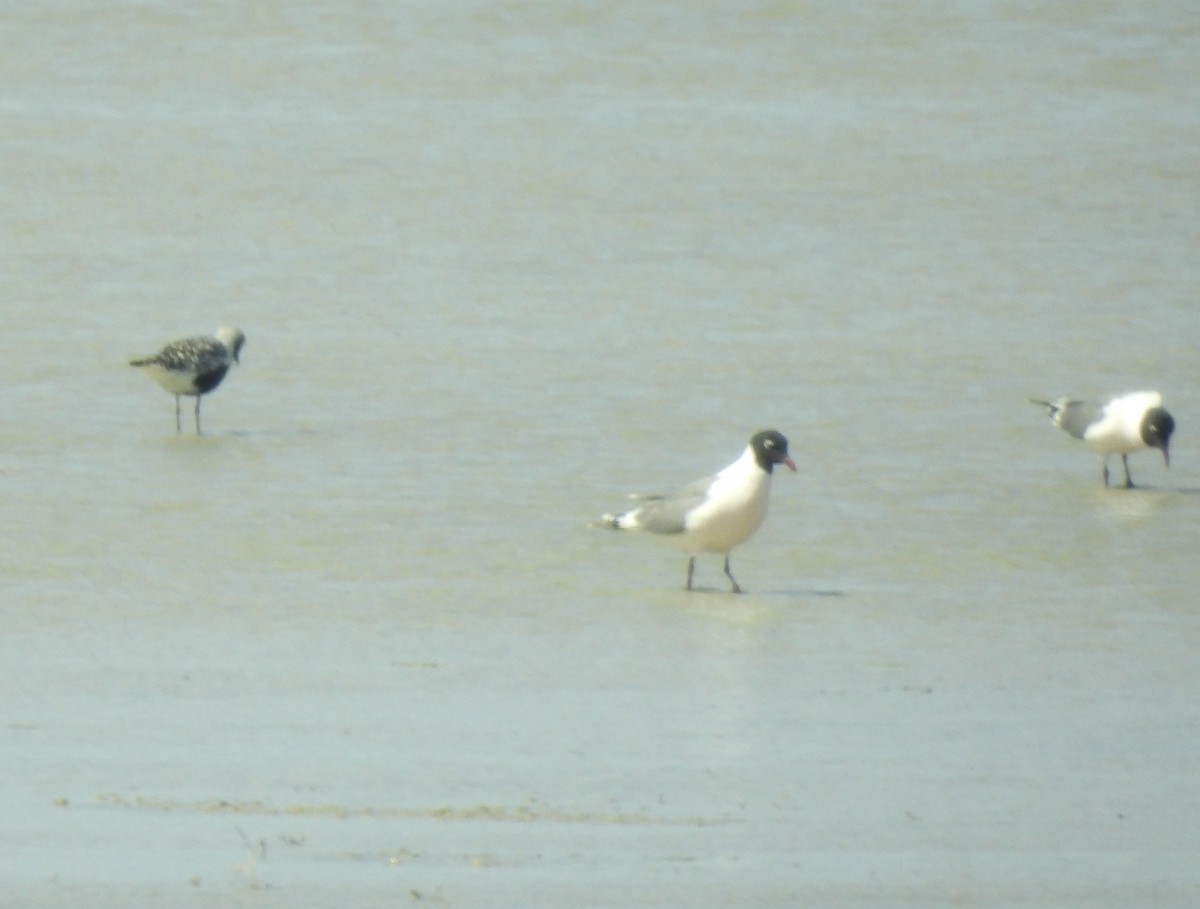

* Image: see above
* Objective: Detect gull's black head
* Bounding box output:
[1141,406,1175,466]
[750,429,797,474]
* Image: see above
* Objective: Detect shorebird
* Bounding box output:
[1028,391,1175,488]
[601,429,796,592]
[130,326,246,433]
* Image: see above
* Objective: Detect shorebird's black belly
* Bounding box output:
[193,365,229,395]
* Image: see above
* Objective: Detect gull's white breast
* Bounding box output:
[677,450,773,554]
[1084,391,1162,455]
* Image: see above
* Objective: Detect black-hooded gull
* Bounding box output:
[601,429,796,592]
[1028,391,1174,488]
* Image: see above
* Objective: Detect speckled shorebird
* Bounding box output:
[1028,391,1175,488]
[601,429,796,593]
[130,327,246,433]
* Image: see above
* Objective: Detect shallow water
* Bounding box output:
[2,1,1199,906]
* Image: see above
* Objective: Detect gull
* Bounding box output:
[601,429,796,592]
[1028,391,1175,488]
[130,326,246,433]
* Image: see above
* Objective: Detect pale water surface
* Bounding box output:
[2,2,1199,907]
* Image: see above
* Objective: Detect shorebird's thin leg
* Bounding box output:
[194,396,203,435]
[1121,454,1134,489]
[724,555,743,594]
[685,556,696,591]
[174,395,182,433]
[1101,459,1110,488]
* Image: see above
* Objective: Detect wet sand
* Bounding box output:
[3,1,1199,905]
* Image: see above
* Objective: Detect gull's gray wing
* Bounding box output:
[1053,399,1104,440]
[631,474,715,535]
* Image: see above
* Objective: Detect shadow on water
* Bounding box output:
[220,427,324,439]
[680,585,845,599]
[145,426,325,444]
[1098,482,1200,496]
[760,587,846,599]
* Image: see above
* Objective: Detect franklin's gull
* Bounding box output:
[601,429,796,592]
[1028,390,1174,488]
